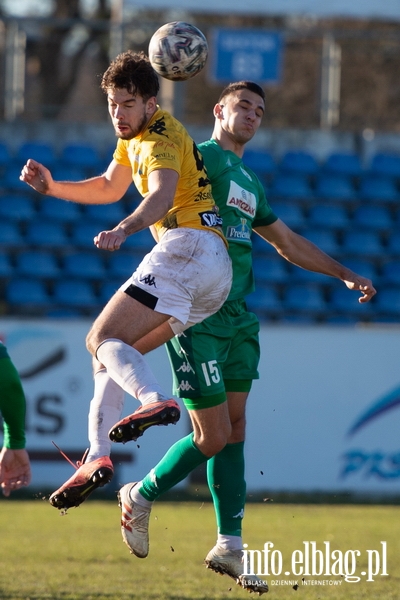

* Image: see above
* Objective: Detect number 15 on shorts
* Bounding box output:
[201,360,221,386]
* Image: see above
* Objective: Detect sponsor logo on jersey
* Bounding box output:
[227,181,256,217]
[154,152,176,161]
[194,189,213,202]
[199,211,223,228]
[226,218,251,243]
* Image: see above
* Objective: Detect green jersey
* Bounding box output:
[198,139,277,300]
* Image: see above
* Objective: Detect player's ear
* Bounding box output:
[214,103,224,119]
[146,96,158,113]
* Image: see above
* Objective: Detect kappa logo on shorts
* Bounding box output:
[178,380,195,392]
[177,361,195,374]
[140,274,156,287]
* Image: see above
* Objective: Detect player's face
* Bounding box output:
[217,89,265,145]
[107,88,156,140]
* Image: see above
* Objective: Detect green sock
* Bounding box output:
[207,442,246,536]
[139,433,208,501]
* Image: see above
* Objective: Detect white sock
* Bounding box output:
[217,534,243,551]
[87,369,125,462]
[129,481,153,508]
[96,339,169,406]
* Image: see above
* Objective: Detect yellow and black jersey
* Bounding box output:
[114,107,224,241]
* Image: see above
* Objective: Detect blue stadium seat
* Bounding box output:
[99,280,122,303]
[279,150,319,176]
[341,231,383,257]
[342,258,378,283]
[282,284,326,312]
[351,205,392,231]
[25,220,69,248]
[387,232,400,256]
[369,153,400,178]
[16,142,57,167]
[0,252,12,277]
[253,256,289,285]
[322,152,363,177]
[62,252,106,279]
[0,221,24,246]
[38,197,82,223]
[328,287,373,316]
[53,279,98,309]
[70,220,105,248]
[314,174,356,201]
[52,165,88,182]
[61,143,102,172]
[251,233,276,255]
[381,261,400,286]
[301,228,340,255]
[46,307,84,318]
[374,289,400,315]
[359,175,399,202]
[242,149,276,177]
[6,278,51,310]
[0,142,11,166]
[307,203,350,230]
[124,228,155,252]
[246,287,281,315]
[271,201,305,229]
[16,251,60,279]
[270,173,313,199]
[3,164,33,192]
[84,202,128,225]
[108,252,142,279]
[0,194,36,221]
[289,264,328,284]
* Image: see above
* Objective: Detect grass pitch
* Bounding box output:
[0,499,399,599]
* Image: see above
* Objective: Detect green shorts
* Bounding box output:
[165,298,260,410]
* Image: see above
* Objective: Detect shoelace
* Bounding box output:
[52,440,89,470]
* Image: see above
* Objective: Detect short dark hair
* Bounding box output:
[218,81,265,103]
[101,50,160,100]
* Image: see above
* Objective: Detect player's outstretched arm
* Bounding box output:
[20,159,133,205]
[255,220,377,302]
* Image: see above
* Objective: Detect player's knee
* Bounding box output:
[194,422,232,457]
[85,328,98,357]
[229,415,246,443]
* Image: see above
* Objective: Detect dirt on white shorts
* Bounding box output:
[119,228,232,334]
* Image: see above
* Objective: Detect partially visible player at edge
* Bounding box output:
[0,340,31,496]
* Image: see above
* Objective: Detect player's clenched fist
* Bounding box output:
[20,158,53,195]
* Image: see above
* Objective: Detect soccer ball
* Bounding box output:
[148,21,208,82]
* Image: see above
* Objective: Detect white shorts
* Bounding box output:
[119,228,232,334]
